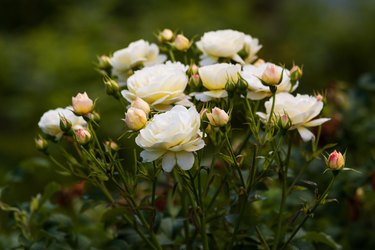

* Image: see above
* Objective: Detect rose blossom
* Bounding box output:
[241,62,298,100]
[38,107,87,140]
[72,92,94,115]
[121,62,190,110]
[135,105,205,172]
[206,107,229,127]
[256,93,330,141]
[110,39,166,82]
[327,150,345,170]
[196,29,262,65]
[190,63,241,102]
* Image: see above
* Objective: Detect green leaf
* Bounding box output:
[303,231,342,249]
[101,207,128,226]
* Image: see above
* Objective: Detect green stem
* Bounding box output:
[224,132,246,189]
[267,88,277,127]
[280,175,337,250]
[169,49,176,62]
[256,226,271,250]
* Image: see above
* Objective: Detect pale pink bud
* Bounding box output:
[327,150,345,170]
[261,63,282,86]
[35,135,48,151]
[104,140,119,152]
[316,94,323,102]
[174,34,190,51]
[74,128,92,145]
[131,97,150,115]
[189,74,201,88]
[188,64,199,75]
[279,114,290,129]
[72,92,94,115]
[159,28,174,42]
[289,65,303,81]
[124,107,147,131]
[254,58,265,66]
[206,107,229,127]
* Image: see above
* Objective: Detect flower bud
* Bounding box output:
[187,64,199,75]
[72,92,94,115]
[174,34,190,51]
[35,135,48,152]
[279,114,291,129]
[327,150,345,170]
[206,107,229,127]
[316,94,324,102]
[104,77,120,96]
[74,128,92,145]
[158,28,174,42]
[289,65,303,82]
[260,63,283,86]
[124,107,147,131]
[59,114,72,132]
[254,58,265,67]
[104,140,119,152]
[97,55,111,70]
[189,74,201,89]
[131,97,150,115]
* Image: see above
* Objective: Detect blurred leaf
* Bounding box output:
[101,207,128,227]
[303,231,342,250]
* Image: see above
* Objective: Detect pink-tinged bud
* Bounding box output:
[279,114,290,129]
[188,64,199,75]
[260,63,283,86]
[206,107,229,127]
[124,107,147,131]
[174,34,190,51]
[131,97,150,115]
[316,94,324,102]
[72,92,94,115]
[104,140,119,152]
[74,128,92,145]
[59,114,72,132]
[35,135,48,151]
[327,150,345,170]
[289,65,303,81]
[189,74,201,88]
[158,28,174,42]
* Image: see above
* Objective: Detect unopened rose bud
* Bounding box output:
[72,92,94,116]
[254,58,265,66]
[316,94,324,102]
[104,77,120,96]
[97,55,111,70]
[59,115,72,132]
[206,107,229,127]
[124,107,147,131]
[131,97,150,115]
[74,128,92,145]
[327,150,345,170]
[189,74,201,89]
[174,34,190,51]
[104,140,119,152]
[279,114,291,129]
[260,63,283,86]
[290,65,303,82]
[35,135,48,152]
[188,64,199,75]
[158,28,174,42]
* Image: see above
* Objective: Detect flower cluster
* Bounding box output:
[35,29,350,250]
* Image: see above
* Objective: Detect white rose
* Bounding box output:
[110,39,166,82]
[136,105,205,172]
[38,107,87,140]
[241,62,298,100]
[256,93,330,141]
[121,62,190,110]
[196,29,262,65]
[191,63,241,102]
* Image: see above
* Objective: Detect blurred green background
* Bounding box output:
[1,0,375,248]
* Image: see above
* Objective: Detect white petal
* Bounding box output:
[176,151,195,171]
[140,150,165,162]
[232,54,245,64]
[247,91,270,100]
[304,118,331,127]
[162,152,176,172]
[297,127,315,142]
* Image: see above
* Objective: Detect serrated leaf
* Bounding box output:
[303,231,342,250]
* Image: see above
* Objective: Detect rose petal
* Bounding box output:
[162,152,176,172]
[297,127,315,142]
[176,151,195,170]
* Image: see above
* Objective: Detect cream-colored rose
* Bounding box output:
[191,63,241,102]
[241,62,298,100]
[38,107,87,140]
[121,62,190,110]
[196,29,262,65]
[206,107,229,127]
[110,39,166,82]
[72,92,94,115]
[124,107,147,131]
[131,97,151,115]
[135,105,205,172]
[256,93,330,141]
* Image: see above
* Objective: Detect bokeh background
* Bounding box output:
[1,0,375,248]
